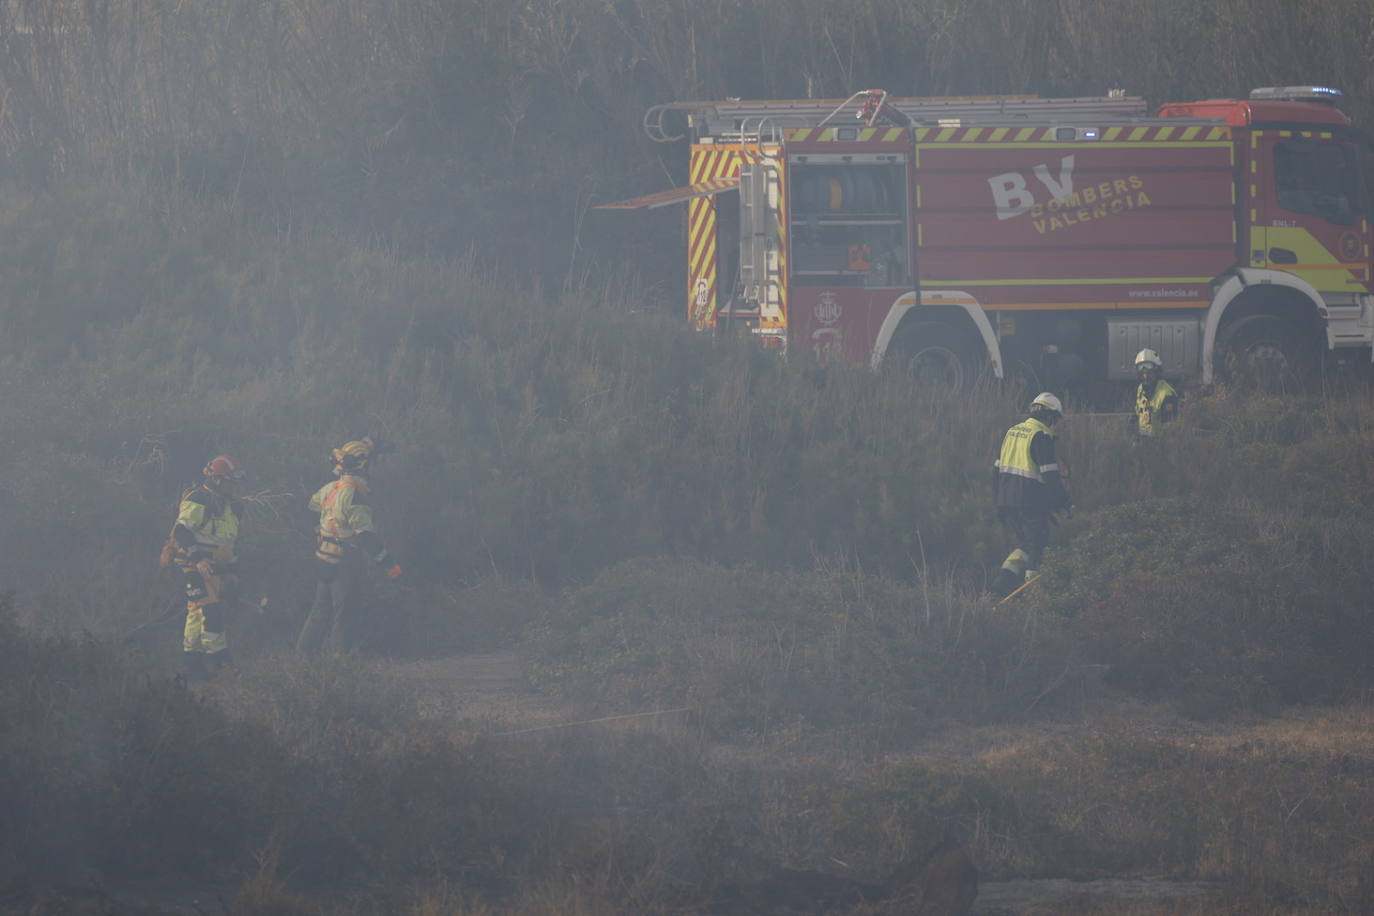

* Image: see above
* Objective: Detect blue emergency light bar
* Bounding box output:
[1249,86,1343,103]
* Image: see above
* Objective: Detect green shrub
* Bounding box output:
[967,721,1374,908]
[0,599,295,883]
[1034,497,1374,714]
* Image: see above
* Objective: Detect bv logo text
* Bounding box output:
[988,154,1152,235]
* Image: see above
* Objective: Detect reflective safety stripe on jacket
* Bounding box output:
[994,416,1057,482]
[311,476,375,563]
[1136,379,1179,436]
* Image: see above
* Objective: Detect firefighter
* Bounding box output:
[1132,348,1180,437]
[296,438,404,654]
[165,454,246,680]
[991,393,1071,598]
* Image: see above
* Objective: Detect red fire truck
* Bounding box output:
[599,86,1372,389]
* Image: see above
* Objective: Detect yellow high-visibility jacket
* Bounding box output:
[172,485,239,564]
[1136,379,1180,436]
[310,475,385,563]
[993,416,1068,511]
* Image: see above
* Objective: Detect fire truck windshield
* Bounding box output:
[1274,138,1362,225]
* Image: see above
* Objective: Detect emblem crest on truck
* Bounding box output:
[815,291,841,326]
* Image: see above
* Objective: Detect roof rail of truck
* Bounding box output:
[644,92,1158,142]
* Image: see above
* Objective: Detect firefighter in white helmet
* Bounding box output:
[162,454,247,680]
[991,393,1071,597]
[1132,349,1180,437]
[296,437,404,654]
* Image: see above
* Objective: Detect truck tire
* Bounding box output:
[1215,314,1314,392]
[884,320,982,391]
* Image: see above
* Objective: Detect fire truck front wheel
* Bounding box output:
[885,320,982,391]
[1216,313,1316,392]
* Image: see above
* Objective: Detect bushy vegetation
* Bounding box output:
[1035,398,1374,717]
[522,390,1374,728]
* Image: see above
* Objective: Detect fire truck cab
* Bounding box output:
[599,86,1373,390]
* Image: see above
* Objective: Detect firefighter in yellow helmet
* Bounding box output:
[1132,348,1180,437]
[991,393,1071,598]
[164,454,246,680]
[296,438,404,654]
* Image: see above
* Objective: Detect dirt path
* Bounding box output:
[387,651,602,734]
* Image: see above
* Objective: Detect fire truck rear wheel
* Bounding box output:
[886,321,981,391]
[1216,314,1314,392]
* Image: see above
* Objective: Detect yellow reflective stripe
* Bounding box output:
[919,142,1230,150]
[988,301,1208,311]
[939,277,1211,287]
[319,480,355,537]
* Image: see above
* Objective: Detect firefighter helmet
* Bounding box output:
[332,437,375,473]
[1134,348,1163,370]
[1030,392,1063,415]
[202,454,245,480]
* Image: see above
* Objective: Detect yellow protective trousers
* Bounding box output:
[179,567,238,655]
[183,606,228,655]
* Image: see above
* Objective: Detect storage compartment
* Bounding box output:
[1107,318,1201,379]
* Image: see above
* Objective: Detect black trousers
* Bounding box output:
[296,558,361,654]
[999,506,1051,570]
